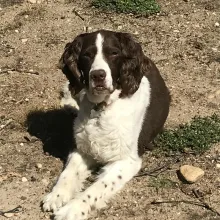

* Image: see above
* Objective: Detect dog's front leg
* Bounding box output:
[54,157,142,220]
[43,151,93,212]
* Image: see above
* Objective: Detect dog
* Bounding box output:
[42,30,171,220]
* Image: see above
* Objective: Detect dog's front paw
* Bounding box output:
[42,187,73,212]
[54,199,90,220]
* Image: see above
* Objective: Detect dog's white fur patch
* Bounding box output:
[87,33,113,104]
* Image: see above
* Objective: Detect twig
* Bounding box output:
[135,156,181,177]
[151,200,220,217]
[0,68,39,75]
[72,8,85,21]
[192,189,220,216]
[0,119,13,131]
[0,205,22,217]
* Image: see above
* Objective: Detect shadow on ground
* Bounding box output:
[26,108,77,162]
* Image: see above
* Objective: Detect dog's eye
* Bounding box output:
[82,52,93,59]
[109,51,119,57]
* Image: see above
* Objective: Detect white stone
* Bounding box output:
[216,164,220,169]
[21,177,28,182]
[215,89,220,95]
[208,94,215,99]
[21,39,28,43]
[20,143,24,146]
[179,165,205,183]
[117,25,123,30]
[4,213,14,218]
[215,22,220,27]
[36,163,42,169]
[42,179,49,185]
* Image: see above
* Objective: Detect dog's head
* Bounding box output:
[59,30,145,103]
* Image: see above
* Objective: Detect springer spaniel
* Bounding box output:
[42,30,170,220]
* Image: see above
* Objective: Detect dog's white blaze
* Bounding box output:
[90,33,113,91]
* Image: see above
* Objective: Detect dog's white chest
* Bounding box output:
[74,108,132,163]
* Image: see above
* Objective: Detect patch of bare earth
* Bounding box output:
[0,0,219,219]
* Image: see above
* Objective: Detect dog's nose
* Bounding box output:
[90,69,106,81]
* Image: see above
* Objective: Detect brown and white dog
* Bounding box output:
[42,30,170,220]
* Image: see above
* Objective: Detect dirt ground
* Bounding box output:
[0,0,220,219]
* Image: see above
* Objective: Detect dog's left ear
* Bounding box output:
[116,33,144,97]
[58,33,87,95]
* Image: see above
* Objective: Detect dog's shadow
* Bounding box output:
[26,108,77,162]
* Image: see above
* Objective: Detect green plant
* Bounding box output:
[92,0,160,16]
[154,114,220,155]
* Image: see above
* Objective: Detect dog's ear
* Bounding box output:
[116,33,144,97]
[58,34,86,95]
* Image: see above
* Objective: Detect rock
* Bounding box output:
[208,94,215,99]
[179,165,205,183]
[215,22,220,27]
[117,25,123,30]
[4,213,14,218]
[215,89,220,96]
[21,38,28,43]
[216,164,220,169]
[36,163,42,169]
[21,177,28,182]
[42,179,49,186]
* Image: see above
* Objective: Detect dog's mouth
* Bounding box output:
[94,85,107,91]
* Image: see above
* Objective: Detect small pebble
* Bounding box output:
[20,143,24,146]
[208,94,215,99]
[36,163,42,169]
[22,177,28,182]
[4,213,14,218]
[117,25,123,30]
[215,90,220,95]
[15,29,19,33]
[216,164,220,169]
[215,22,220,27]
[21,38,28,43]
[42,179,49,185]
[20,196,27,200]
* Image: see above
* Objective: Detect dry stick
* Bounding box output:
[72,8,85,21]
[0,68,39,75]
[135,156,182,178]
[192,189,220,217]
[151,200,220,217]
[0,206,22,217]
[0,119,13,131]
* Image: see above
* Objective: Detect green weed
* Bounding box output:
[92,0,160,16]
[154,114,220,155]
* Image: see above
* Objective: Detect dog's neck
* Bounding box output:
[87,89,121,112]
[93,102,107,111]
